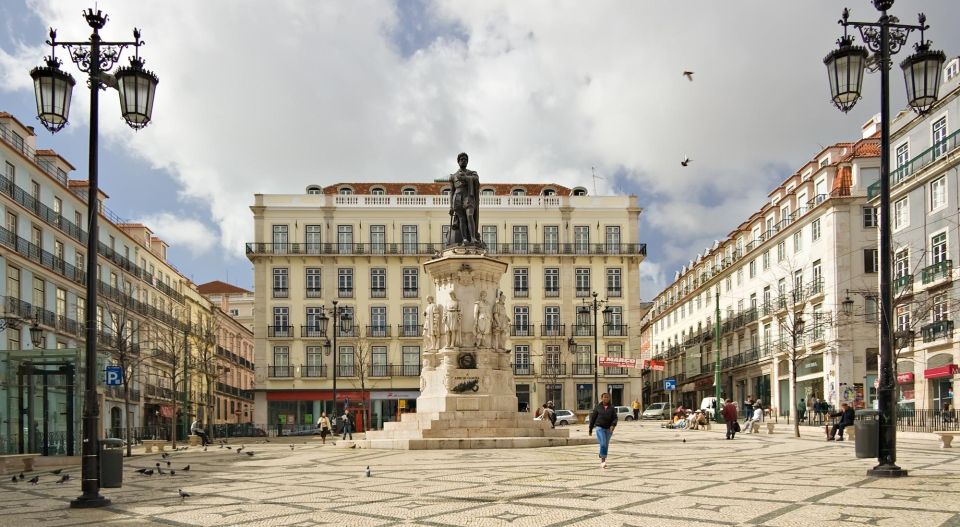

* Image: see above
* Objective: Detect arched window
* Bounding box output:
[481,188,495,196]
[441,187,451,195]
[370,187,385,195]
[401,187,416,195]
[511,188,527,196]
[541,188,556,196]
[306,185,322,195]
[572,187,587,196]
[338,187,353,195]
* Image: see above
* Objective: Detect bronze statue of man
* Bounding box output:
[448,152,480,246]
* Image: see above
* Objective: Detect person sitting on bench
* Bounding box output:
[827,403,855,441]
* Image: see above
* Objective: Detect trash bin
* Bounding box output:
[99,438,124,488]
[855,410,879,459]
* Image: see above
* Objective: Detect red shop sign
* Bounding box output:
[896,372,914,384]
[923,364,958,379]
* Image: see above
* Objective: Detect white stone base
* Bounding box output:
[354,436,594,450]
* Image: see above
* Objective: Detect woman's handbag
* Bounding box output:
[734,421,741,432]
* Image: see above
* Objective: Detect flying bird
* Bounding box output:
[178,489,191,501]
[681,155,692,167]
[683,71,694,81]
[56,474,70,484]
[28,476,39,485]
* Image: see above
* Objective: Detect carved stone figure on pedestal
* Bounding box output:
[423,296,443,351]
[444,292,462,348]
[447,152,481,247]
[491,291,511,352]
[474,290,492,348]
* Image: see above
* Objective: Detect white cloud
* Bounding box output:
[2,1,958,288]
[135,213,215,258]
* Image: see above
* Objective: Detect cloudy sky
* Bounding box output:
[2,1,959,296]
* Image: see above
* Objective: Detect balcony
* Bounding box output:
[510,324,534,337]
[922,320,954,343]
[868,127,960,199]
[369,364,422,377]
[513,364,535,376]
[893,275,913,296]
[370,288,386,298]
[544,288,560,298]
[605,367,627,376]
[267,365,293,378]
[305,288,322,298]
[403,288,419,298]
[302,365,327,378]
[576,289,591,298]
[397,325,422,338]
[572,363,595,376]
[272,288,289,299]
[336,365,357,377]
[301,326,327,338]
[540,363,567,376]
[267,326,294,338]
[807,278,824,297]
[366,325,391,338]
[336,325,359,338]
[540,324,565,337]
[572,324,595,337]
[338,288,354,298]
[922,260,952,285]
[603,324,628,337]
[513,288,529,298]
[607,287,622,298]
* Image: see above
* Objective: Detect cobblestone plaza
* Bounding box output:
[1,421,958,526]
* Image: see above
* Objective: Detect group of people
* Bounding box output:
[534,401,557,428]
[661,407,709,430]
[797,396,831,425]
[315,410,355,443]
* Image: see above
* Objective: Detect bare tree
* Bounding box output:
[190,312,222,437]
[349,319,372,432]
[153,316,191,448]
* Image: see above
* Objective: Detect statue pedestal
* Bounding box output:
[360,249,591,450]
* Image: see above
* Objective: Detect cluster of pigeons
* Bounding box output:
[9,467,71,485]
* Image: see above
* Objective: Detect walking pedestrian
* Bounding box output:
[722,398,739,440]
[588,392,618,469]
[190,418,210,446]
[808,395,818,424]
[743,395,753,418]
[317,412,331,444]
[797,398,806,423]
[632,399,641,421]
[341,409,354,440]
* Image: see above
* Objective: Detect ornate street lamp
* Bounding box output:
[824,0,944,478]
[29,321,44,348]
[841,296,856,317]
[30,8,159,508]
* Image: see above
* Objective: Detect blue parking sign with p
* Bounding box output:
[664,378,676,391]
[105,366,123,386]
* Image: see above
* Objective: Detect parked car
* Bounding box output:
[553,409,577,426]
[284,427,322,436]
[615,406,634,421]
[699,396,719,418]
[642,402,671,420]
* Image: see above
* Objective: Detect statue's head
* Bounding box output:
[457,152,468,168]
[479,290,487,299]
[427,296,434,303]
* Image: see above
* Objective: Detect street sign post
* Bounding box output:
[664,378,676,391]
[105,366,123,386]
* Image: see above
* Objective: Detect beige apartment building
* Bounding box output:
[248,182,646,428]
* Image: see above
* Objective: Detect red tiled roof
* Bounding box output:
[197,280,251,295]
[321,182,574,195]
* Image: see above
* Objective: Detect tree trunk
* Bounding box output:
[206,376,215,440]
[790,356,799,438]
[124,383,133,457]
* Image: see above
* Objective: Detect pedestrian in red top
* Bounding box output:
[722,398,739,440]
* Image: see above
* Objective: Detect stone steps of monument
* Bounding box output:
[368,427,569,439]
[355,436,596,450]
[383,417,547,432]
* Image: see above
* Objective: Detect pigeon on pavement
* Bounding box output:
[169,470,176,476]
[178,489,190,501]
[28,476,39,485]
[365,466,371,477]
[18,473,24,480]
[56,474,70,484]
[245,451,255,457]
[183,465,190,472]
[161,453,169,459]
[143,469,154,476]
[51,468,63,475]
[10,476,16,483]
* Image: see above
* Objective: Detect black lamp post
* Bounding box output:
[30,8,158,508]
[320,302,352,417]
[29,320,44,349]
[578,292,610,404]
[824,0,944,478]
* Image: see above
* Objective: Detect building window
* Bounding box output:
[544,267,559,297]
[576,383,593,411]
[932,293,948,322]
[481,188,495,196]
[371,346,387,375]
[513,345,530,374]
[401,225,418,253]
[370,268,386,297]
[511,188,526,196]
[370,187,385,195]
[862,206,877,228]
[272,307,289,331]
[894,198,909,231]
[336,225,353,254]
[402,346,420,375]
[930,176,947,211]
[543,225,559,253]
[367,224,385,254]
[894,249,909,279]
[544,306,561,334]
[932,117,948,159]
[338,268,354,297]
[864,249,879,274]
[513,268,529,297]
[273,346,289,369]
[513,307,530,335]
[931,232,948,264]
[749,260,756,278]
[305,225,321,253]
[402,306,419,334]
[401,187,416,195]
[338,187,353,195]
[793,231,802,252]
[306,307,325,334]
[895,305,910,332]
[272,225,288,252]
[606,268,622,297]
[574,226,590,253]
[370,307,387,337]
[895,142,909,168]
[811,218,821,241]
[512,225,528,253]
[338,346,355,376]
[865,296,878,323]
[402,267,419,297]
[305,268,321,297]
[605,226,621,253]
[575,268,590,297]
[762,250,770,270]
[481,225,497,249]
[272,268,288,298]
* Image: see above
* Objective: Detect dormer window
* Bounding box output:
[306,185,322,195]
[480,188,495,196]
[370,187,385,195]
[511,188,527,196]
[338,187,353,195]
[945,58,959,81]
[572,187,587,196]
[401,187,416,195]
[441,187,451,195]
[542,188,556,196]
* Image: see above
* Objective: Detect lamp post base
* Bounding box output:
[70,494,111,509]
[866,464,908,478]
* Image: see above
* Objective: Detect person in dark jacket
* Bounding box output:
[721,398,738,440]
[588,392,618,469]
[828,403,855,441]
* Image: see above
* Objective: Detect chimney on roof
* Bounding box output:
[862,113,880,139]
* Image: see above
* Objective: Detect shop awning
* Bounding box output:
[924,364,958,379]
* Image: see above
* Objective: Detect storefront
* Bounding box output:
[778,354,824,416]
[924,363,957,411]
[266,390,372,432]
[369,390,419,429]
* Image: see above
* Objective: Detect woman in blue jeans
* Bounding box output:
[588,392,619,469]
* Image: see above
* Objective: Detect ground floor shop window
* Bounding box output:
[608,384,624,406]
[576,384,593,410]
[546,384,562,409]
[516,384,530,412]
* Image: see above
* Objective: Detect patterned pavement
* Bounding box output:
[1,420,959,526]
